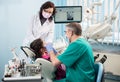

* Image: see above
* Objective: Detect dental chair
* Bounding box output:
[21,46,56,82]
[21,46,36,61]
[35,58,56,82]
[94,62,104,82]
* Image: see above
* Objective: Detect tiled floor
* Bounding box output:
[91,42,120,82]
[105,79,120,82]
[94,52,120,76]
[93,52,120,81]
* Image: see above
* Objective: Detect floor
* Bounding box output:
[105,79,120,82]
[90,42,120,82]
[90,41,120,55]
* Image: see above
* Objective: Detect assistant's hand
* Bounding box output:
[45,43,53,53]
[45,43,58,54]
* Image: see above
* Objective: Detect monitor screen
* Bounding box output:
[54,6,82,23]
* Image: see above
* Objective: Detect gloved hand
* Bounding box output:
[45,43,53,53]
[45,43,58,54]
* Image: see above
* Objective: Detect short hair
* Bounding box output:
[30,38,44,59]
[66,22,82,36]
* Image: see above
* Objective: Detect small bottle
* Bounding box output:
[4,65,12,77]
[20,59,26,76]
[4,64,9,77]
[11,48,20,68]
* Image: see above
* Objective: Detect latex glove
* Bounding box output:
[46,43,58,54]
[45,43,53,53]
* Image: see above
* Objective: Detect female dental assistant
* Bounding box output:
[23,1,56,46]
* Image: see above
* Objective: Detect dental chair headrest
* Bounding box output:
[21,46,36,59]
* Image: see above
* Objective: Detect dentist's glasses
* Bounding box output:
[64,31,69,33]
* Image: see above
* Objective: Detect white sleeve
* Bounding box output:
[22,16,36,46]
[46,20,55,43]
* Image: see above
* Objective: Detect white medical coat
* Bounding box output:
[23,13,55,46]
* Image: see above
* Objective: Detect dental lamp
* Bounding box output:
[84,0,120,40]
[84,0,104,21]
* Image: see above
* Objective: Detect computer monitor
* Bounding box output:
[54,6,82,23]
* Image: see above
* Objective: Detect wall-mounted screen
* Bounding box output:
[54,6,82,23]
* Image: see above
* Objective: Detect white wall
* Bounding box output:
[0,0,48,81]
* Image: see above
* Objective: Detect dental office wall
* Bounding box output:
[0,0,66,81]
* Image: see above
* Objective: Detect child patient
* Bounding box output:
[30,38,66,80]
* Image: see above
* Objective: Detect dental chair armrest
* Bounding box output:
[35,58,56,80]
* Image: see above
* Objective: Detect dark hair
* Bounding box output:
[66,22,82,36]
[30,38,44,59]
[39,1,56,22]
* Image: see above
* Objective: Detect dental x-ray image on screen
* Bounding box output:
[54,6,82,23]
[67,11,74,20]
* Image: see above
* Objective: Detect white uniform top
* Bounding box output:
[23,13,55,46]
